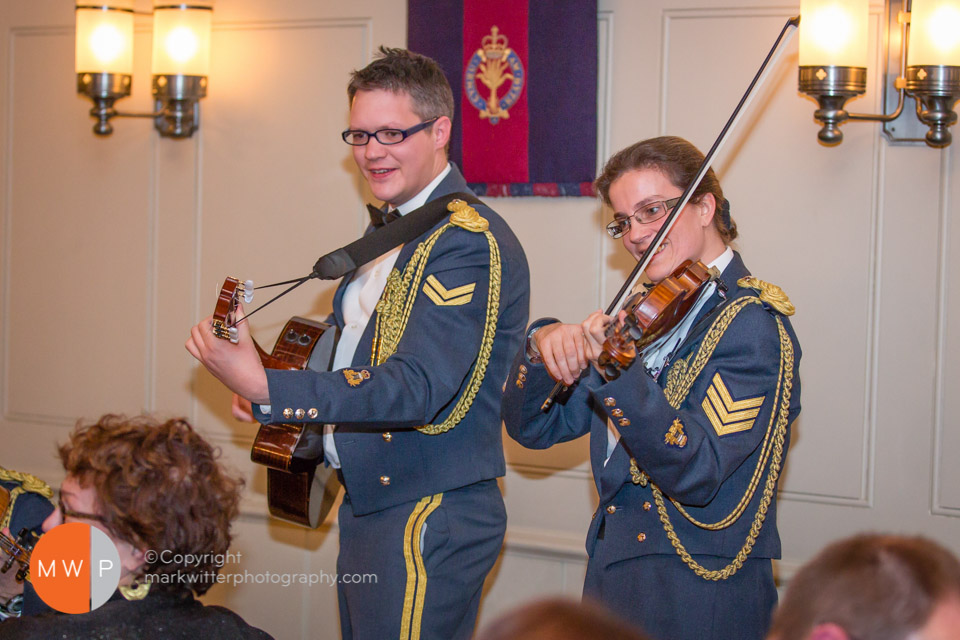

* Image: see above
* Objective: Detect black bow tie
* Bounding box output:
[367,204,401,228]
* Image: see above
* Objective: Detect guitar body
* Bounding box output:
[252,317,340,528]
[213,278,341,528]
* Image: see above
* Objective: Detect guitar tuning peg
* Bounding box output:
[243,280,255,304]
[228,326,239,344]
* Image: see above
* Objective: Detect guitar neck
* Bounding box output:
[254,340,302,371]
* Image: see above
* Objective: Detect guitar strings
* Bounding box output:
[233,273,314,326]
[253,277,310,289]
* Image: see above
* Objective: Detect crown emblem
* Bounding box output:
[481,26,508,60]
[464,25,525,125]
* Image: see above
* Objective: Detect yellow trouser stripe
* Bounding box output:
[399,493,443,640]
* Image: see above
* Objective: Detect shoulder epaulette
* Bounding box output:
[737,276,795,316]
[0,467,53,529]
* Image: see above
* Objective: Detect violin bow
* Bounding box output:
[541,15,800,412]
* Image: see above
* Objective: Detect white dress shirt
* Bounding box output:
[322,163,452,467]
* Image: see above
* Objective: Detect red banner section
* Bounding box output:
[461,0,529,183]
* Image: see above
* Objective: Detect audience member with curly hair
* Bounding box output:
[0,413,272,639]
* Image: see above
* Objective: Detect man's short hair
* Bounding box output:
[347,46,454,123]
[768,534,960,640]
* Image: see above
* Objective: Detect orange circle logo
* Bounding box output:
[29,522,121,613]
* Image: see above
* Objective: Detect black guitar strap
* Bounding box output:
[242,191,484,326]
[311,191,483,280]
[286,191,483,465]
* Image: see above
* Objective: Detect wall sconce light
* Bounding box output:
[75,1,213,138]
[798,0,960,147]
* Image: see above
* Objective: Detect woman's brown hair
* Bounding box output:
[594,136,737,243]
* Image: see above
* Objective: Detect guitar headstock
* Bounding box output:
[212,277,254,344]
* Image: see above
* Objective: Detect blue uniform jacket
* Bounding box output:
[502,253,800,569]
[264,165,530,516]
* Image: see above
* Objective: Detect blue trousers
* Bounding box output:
[583,552,777,640]
[336,479,506,640]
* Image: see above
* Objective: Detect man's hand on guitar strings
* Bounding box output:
[185,303,271,405]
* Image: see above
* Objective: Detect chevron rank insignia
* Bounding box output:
[423,274,475,306]
[701,373,765,436]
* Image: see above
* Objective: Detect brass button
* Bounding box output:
[611,408,623,417]
[382,432,392,442]
[604,397,616,407]
[518,373,526,381]
[519,365,528,374]
[294,408,305,420]
[516,380,524,389]
[637,532,646,542]
[643,501,652,511]
[307,408,318,419]
[379,476,391,486]
[619,418,631,427]
[282,408,294,419]
[606,505,616,514]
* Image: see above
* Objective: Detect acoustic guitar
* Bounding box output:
[212,277,340,528]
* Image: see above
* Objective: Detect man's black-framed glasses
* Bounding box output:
[605,197,682,239]
[341,117,440,146]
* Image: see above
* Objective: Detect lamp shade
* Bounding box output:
[75,1,135,75]
[151,2,213,77]
[908,0,960,67]
[799,0,869,68]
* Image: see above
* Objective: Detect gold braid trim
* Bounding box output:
[371,201,502,435]
[645,298,795,580]
[0,467,53,529]
[738,276,795,316]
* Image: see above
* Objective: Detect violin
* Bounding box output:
[1,528,37,584]
[596,260,721,381]
[539,15,799,412]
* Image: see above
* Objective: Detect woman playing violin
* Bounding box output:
[501,136,802,640]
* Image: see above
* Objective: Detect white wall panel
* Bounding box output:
[4,27,153,426]
[935,143,960,515]
[663,9,883,505]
